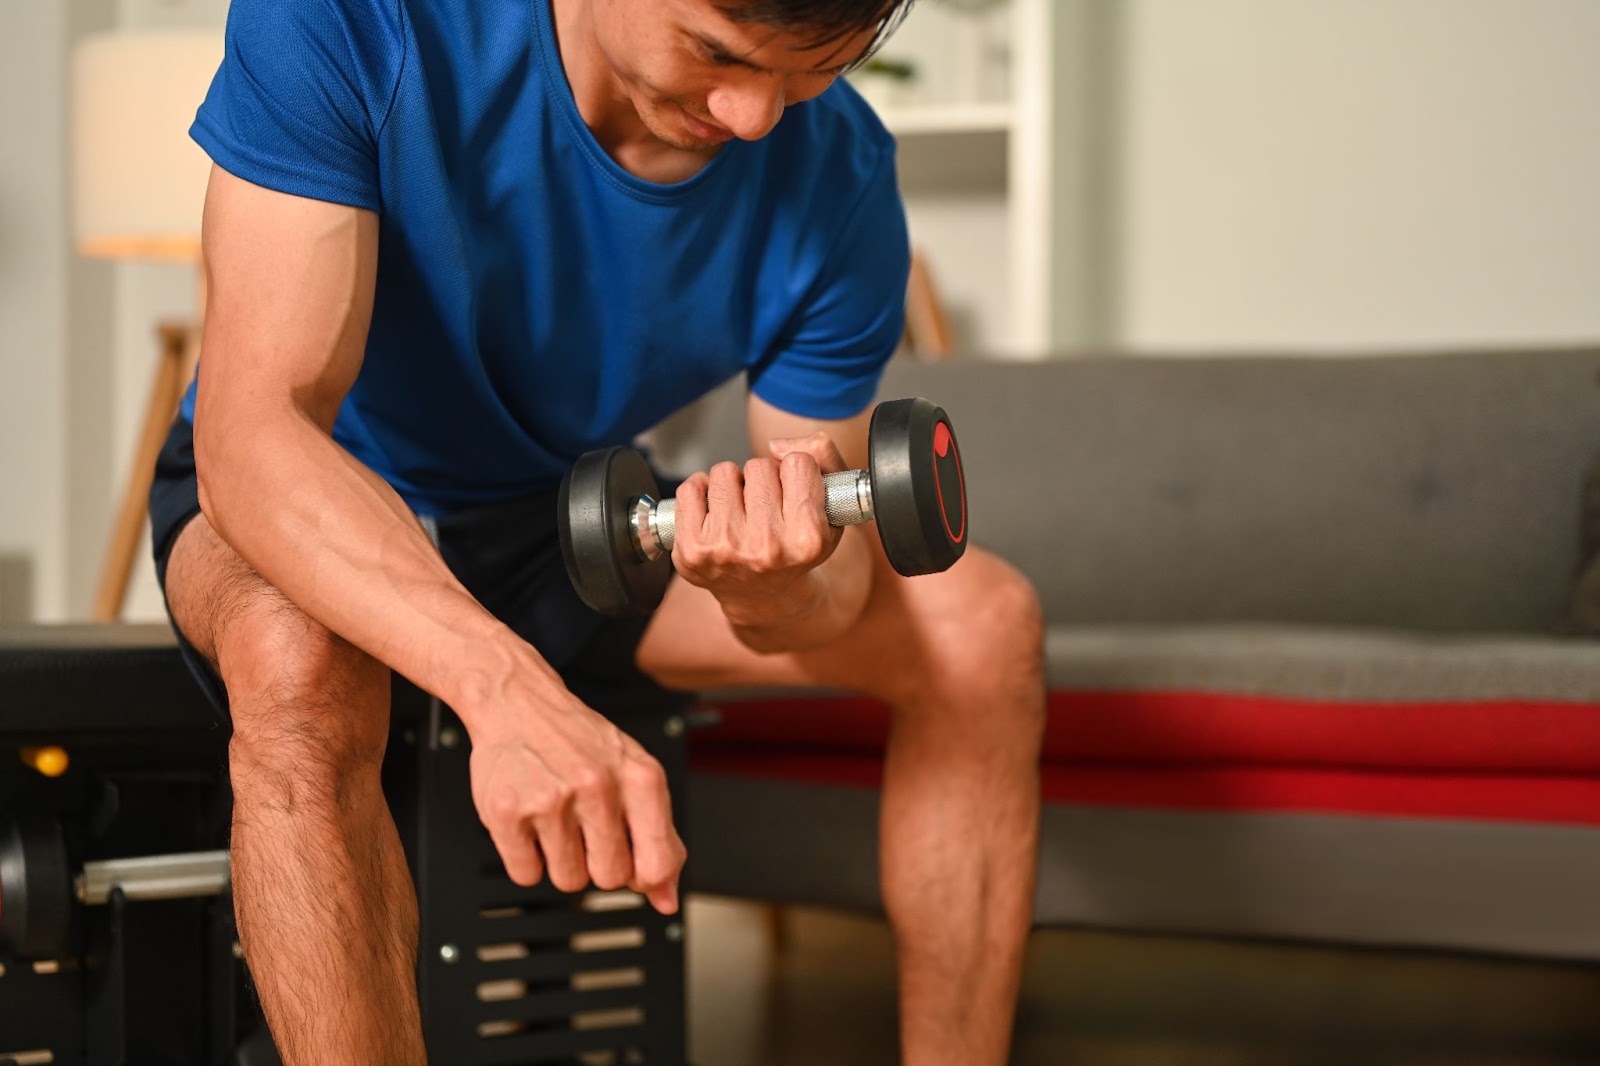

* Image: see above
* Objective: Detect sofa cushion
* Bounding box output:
[693,625,1600,772]
[1041,625,1600,701]
[693,688,1600,774]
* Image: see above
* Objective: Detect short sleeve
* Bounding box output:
[748,146,911,420]
[189,0,405,212]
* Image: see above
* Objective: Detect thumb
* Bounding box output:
[768,431,848,474]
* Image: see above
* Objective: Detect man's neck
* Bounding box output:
[550,0,721,184]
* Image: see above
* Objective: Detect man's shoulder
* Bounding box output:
[225,0,406,81]
[754,80,897,215]
[230,0,403,41]
[803,79,896,147]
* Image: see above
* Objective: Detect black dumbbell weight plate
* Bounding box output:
[868,398,968,577]
[558,447,673,616]
[0,815,73,960]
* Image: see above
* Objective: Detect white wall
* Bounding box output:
[1115,0,1600,351]
[0,0,218,623]
[0,4,72,621]
[108,0,228,620]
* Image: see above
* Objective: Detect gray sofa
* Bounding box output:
[659,347,1600,962]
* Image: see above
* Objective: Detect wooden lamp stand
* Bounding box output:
[90,320,200,622]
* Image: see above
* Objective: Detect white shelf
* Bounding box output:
[858,0,1098,356]
[874,102,1014,137]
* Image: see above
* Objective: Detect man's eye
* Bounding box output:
[708,52,742,67]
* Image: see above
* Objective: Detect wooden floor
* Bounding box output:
[685,897,1600,1065]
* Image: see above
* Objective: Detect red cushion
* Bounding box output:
[690,690,1600,825]
[694,691,1600,773]
[688,749,1600,827]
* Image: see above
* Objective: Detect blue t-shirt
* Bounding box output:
[184,0,909,516]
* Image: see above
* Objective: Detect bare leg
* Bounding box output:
[639,546,1046,1065]
[166,516,426,1065]
[876,593,1044,1064]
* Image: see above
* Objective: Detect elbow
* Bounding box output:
[191,408,244,543]
[192,435,230,544]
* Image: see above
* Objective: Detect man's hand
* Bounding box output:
[463,665,685,914]
[669,433,851,630]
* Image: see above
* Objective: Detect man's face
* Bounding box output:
[590,0,881,150]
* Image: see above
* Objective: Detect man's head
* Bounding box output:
[588,0,914,150]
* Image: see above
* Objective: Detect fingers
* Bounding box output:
[619,752,687,914]
[473,736,682,909]
[534,803,588,893]
[574,772,633,891]
[499,771,636,894]
[479,783,547,888]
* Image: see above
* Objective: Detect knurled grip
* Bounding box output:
[647,470,874,557]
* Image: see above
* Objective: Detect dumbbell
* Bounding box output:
[0,815,71,959]
[0,814,232,960]
[558,397,968,616]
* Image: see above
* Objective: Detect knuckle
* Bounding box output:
[793,534,824,565]
[568,764,608,799]
[744,457,779,479]
[622,754,667,793]
[483,786,523,826]
[678,474,710,505]
[672,537,704,569]
[504,862,540,888]
[781,450,819,476]
[638,845,687,886]
[549,866,589,893]
[754,541,784,572]
[591,867,627,892]
[528,782,568,818]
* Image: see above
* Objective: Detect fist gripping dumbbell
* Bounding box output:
[558,397,968,616]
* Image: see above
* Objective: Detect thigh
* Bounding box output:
[163,512,278,671]
[635,542,1040,703]
[165,512,394,756]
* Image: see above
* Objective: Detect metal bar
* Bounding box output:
[75,850,231,905]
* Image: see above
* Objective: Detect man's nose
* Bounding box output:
[706,77,785,141]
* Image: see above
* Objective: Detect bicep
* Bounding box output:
[745,390,872,472]
[196,164,377,436]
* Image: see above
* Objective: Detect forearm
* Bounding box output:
[196,407,557,727]
[724,526,875,653]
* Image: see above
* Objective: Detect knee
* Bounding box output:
[878,555,1046,732]
[216,600,390,785]
[954,563,1047,741]
[945,557,1046,689]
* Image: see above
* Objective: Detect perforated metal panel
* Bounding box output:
[401,694,688,1066]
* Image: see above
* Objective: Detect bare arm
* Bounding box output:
[193,165,543,717]
[194,166,683,910]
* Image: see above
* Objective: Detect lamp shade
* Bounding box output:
[72,29,222,262]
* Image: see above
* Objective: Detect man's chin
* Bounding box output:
[632,110,708,153]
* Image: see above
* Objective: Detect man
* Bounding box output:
[150,0,1045,1061]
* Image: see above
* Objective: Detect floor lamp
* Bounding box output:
[72,29,222,622]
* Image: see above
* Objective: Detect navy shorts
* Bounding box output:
[147,417,692,721]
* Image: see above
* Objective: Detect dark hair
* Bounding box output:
[716,0,917,71]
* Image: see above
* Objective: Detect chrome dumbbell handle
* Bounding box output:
[77,850,232,905]
[633,469,875,561]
